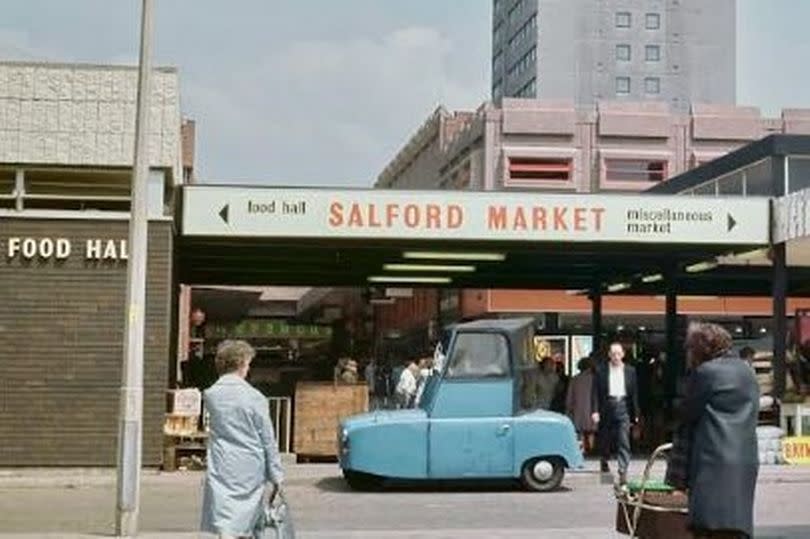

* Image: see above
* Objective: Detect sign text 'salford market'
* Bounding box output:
[183,186,770,245]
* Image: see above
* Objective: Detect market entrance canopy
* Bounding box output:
[183,186,767,245]
[178,185,770,289]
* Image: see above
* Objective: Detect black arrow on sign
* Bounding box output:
[219,204,230,225]
[727,213,737,232]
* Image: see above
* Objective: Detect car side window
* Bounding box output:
[445,333,510,379]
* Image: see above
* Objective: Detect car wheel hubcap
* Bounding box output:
[533,460,554,482]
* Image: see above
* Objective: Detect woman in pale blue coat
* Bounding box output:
[201,340,285,539]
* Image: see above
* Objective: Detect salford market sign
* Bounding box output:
[183,186,770,245]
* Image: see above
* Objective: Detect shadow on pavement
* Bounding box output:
[757,526,810,539]
[315,476,571,494]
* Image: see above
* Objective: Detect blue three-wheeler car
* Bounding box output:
[338,318,584,492]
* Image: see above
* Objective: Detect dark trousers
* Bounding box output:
[599,398,631,474]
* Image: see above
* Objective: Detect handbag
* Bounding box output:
[259,484,296,539]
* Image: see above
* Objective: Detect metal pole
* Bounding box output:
[664,276,678,399]
[773,242,788,399]
[116,0,154,536]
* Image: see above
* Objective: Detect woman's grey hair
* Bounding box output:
[215,340,255,374]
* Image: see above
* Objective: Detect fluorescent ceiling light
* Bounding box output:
[403,251,506,262]
[607,282,631,293]
[566,289,588,296]
[368,275,452,285]
[732,248,769,261]
[642,273,664,284]
[383,263,475,273]
[685,261,718,273]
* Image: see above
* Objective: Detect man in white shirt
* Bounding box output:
[395,359,419,409]
[591,342,639,485]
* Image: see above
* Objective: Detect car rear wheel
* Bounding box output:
[343,470,384,491]
[521,457,564,492]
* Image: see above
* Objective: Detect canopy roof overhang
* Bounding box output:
[176,183,805,296]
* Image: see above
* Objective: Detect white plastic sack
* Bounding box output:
[757,426,784,439]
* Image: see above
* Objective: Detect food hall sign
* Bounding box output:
[3,237,128,261]
[183,186,771,245]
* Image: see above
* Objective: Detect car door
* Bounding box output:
[428,331,514,479]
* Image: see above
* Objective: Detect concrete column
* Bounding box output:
[773,242,788,398]
[590,290,603,356]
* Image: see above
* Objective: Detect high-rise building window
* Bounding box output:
[508,0,525,25]
[645,13,661,30]
[509,14,537,52]
[645,45,661,62]
[493,80,504,100]
[508,46,537,79]
[616,12,632,28]
[493,51,504,73]
[616,44,631,61]
[515,78,536,98]
[645,77,661,95]
[494,22,504,44]
[616,76,631,95]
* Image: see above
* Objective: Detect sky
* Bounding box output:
[0,1,808,187]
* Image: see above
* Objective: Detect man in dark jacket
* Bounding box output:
[591,341,639,485]
[666,322,759,539]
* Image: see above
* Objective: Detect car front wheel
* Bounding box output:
[521,457,564,492]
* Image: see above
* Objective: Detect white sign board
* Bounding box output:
[183,186,770,245]
[773,189,810,243]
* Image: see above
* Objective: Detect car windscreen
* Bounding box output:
[445,332,510,379]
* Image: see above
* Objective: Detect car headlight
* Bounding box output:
[338,427,349,454]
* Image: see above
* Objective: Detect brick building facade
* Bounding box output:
[0,62,184,466]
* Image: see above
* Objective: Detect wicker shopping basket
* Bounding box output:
[616,480,691,538]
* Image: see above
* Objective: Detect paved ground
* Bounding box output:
[1,461,809,538]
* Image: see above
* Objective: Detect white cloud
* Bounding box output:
[0,29,60,61]
[187,26,486,186]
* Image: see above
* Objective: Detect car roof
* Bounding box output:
[452,317,535,335]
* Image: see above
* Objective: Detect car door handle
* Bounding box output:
[498,424,511,436]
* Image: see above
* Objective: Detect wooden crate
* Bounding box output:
[162,432,208,472]
[293,382,368,458]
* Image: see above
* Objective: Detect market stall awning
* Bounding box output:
[176,184,786,295]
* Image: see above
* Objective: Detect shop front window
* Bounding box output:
[788,156,810,193]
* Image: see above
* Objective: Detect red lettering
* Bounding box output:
[532,207,547,231]
[554,207,569,231]
[426,205,441,229]
[591,207,605,231]
[574,207,587,231]
[404,204,420,228]
[328,202,344,227]
[513,207,528,231]
[348,204,363,227]
[448,205,463,229]
[368,204,381,227]
[386,204,400,227]
[488,206,507,230]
